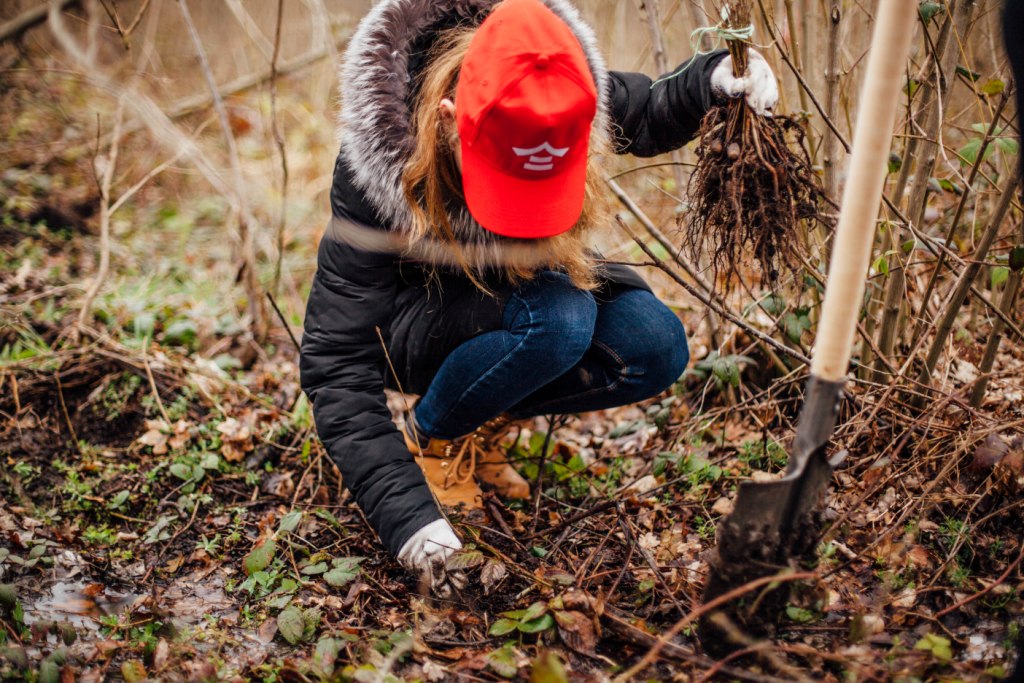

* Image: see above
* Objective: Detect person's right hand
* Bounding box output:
[397,518,466,596]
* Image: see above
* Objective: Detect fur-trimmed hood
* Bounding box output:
[336,0,610,247]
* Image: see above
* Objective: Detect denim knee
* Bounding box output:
[645,312,690,393]
[504,271,597,375]
[608,290,689,396]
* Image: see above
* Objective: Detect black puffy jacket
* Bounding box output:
[300,0,726,555]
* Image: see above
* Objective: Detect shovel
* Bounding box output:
[700,0,919,649]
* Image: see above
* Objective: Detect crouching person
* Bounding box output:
[300,0,778,591]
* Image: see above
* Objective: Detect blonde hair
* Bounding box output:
[401,23,608,292]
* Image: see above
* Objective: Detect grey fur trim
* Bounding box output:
[337,0,609,246]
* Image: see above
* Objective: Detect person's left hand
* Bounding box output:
[709,49,779,115]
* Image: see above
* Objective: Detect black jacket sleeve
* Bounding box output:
[608,49,728,157]
[300,161,441,557]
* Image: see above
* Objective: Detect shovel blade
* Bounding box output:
[717,446,836,565]
[699,377,845,653]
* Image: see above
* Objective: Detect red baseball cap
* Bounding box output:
[455,0,598,239]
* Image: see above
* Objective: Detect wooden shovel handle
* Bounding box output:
[812,0,918,382]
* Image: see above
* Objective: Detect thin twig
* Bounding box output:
[269,0,290,295]
[77,96,125,331]
[612,570,817,682]
[617,215,811,366]
[176,0,266,339]
[266,291,301,354]
[142,349,171,425]
[934,541,1024,618]
[0,0,79,44]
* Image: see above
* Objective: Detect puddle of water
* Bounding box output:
[160,570,236,628]
[25,580,140,630]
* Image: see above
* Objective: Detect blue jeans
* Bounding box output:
[412,272,690,439]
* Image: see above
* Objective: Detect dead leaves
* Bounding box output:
[135,419,190,455]
[971,433,1024,489]
[216,416,253,462]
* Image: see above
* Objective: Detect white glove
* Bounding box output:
[709,49,779,115]
[397,519,465,595]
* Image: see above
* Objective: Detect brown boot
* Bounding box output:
[404,430,485,510]
[472,416,532,500]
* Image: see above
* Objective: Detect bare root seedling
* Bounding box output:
[683,0,827,290]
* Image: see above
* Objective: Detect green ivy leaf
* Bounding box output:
[996,137,1019,157]
[521,601,548,622]
[489,618,520,636]
[301,562,328,575]
[518,613,556,634]
[169,463,193,481]
[782,311,812,344]
[278,510,303,534]
[278,605,305,645]
[243,538,277,576]
[957,138,994,167]
[324,557,364,588]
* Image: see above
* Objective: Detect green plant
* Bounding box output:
[489,601,556,637]
[737,438,787,471]
[61,469,95,511]
[195,534,221,557]
[693,516,716,540]
[83,525,118,546]
[684,351,753,391]
[948,562,971,588]
[12,461,39,482]
[99,372,142,420]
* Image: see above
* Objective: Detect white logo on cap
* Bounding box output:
[513,142,569,172]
